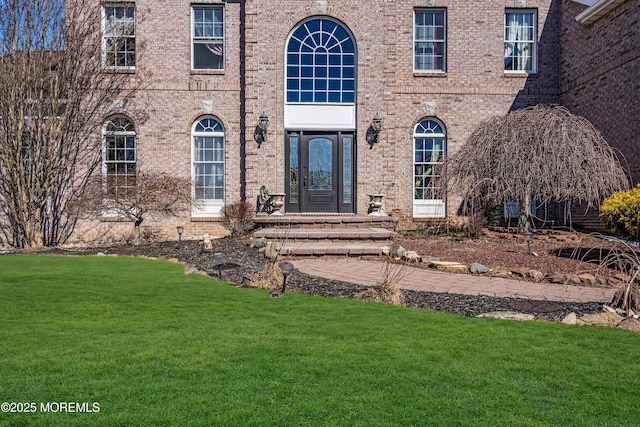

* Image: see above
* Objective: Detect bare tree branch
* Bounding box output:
[447,105,630,233]
[0,0,146,248]
[83,172,199,245]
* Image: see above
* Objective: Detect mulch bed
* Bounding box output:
[33,237,607,322]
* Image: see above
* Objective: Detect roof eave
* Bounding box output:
[575,0,627,24]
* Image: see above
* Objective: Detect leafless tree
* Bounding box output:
[0,0,144,248]
[447,105,630,233]
[83,172,198,246]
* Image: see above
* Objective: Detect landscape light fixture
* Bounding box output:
[176,225,184,243]
[270,261,295,298]
[212,252,225,278]
[524,230,533,256]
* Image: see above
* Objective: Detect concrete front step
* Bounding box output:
[278,241,391,256]
[254,227,396,241]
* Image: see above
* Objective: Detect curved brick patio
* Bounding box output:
[291,259,616,303]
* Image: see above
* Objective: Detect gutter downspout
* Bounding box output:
[239,0,247,202]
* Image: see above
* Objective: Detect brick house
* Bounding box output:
[83,0,637,242]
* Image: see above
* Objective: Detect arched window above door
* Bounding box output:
[286,18,355,104]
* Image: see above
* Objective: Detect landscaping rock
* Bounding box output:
[202,233,213,251]
[477,311,535,321]
[402,250,420,262]
[618,318,640,333]
[578,273,597,285]
[381,246,390,255]
[561,312,578,325]
[547,273,566,284]
[469,263,489,274]
[429,261,467,272]
[614,273,632,283]
[390,245,406,259]
[511,267,529,277]
[491,270,510,278]
[264,242,275,259]
[607,277,624,288]
[253,237,267,249]
[565,274,582,285]
[527,270,546,282]
[581,311,624,327]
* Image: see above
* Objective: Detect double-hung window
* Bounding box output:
[102,4,136,69]
[413,118,446,218]
[103,117,136,199]
[414,9,446,72]
[192,6,224,70]
[192,117,225,217]
[504,10,537,73]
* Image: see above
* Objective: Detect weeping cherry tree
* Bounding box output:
[447,105,629,233]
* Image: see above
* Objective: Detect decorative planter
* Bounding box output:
[269,192,286,216]
[368,193,387,216]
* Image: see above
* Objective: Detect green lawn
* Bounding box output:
[0,255,638,426]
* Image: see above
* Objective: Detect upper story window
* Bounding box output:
[504,10,537,73]
[103,116,136,199]
[102,3,136,69]
[192,6,224,70]
[286,18,356,104]
[414,9,446,72]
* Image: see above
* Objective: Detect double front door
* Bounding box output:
[285,131,355,213]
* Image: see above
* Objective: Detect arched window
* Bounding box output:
[103,116,136,198]
[192,117,225,215]
[286,18,355,104]
[414,118,446,217]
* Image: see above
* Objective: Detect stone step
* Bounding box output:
[254,227,396,241]
[254,215,398,230]
[278,241,391,256]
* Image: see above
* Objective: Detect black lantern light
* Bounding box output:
[371,113,383,145]
[255,112,270,146]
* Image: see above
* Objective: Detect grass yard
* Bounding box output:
[0,255,639,426]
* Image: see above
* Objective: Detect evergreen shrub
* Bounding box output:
[600,185,640,240]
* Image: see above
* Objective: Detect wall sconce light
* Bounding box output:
[254,112,269,146]
[176,225,184,243]
[368,113,383,147]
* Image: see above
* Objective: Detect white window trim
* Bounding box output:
[101,3,136,70]
[413,120,446,218]
[101,117,136,218]
[284,17,357,105]
[191,117,225,218]
[504,9,537,74]
[191,5,225,71]
[413,8,447,73]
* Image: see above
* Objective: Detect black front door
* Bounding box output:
[285,131,355,213]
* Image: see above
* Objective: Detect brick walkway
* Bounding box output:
[291,259,616,303]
